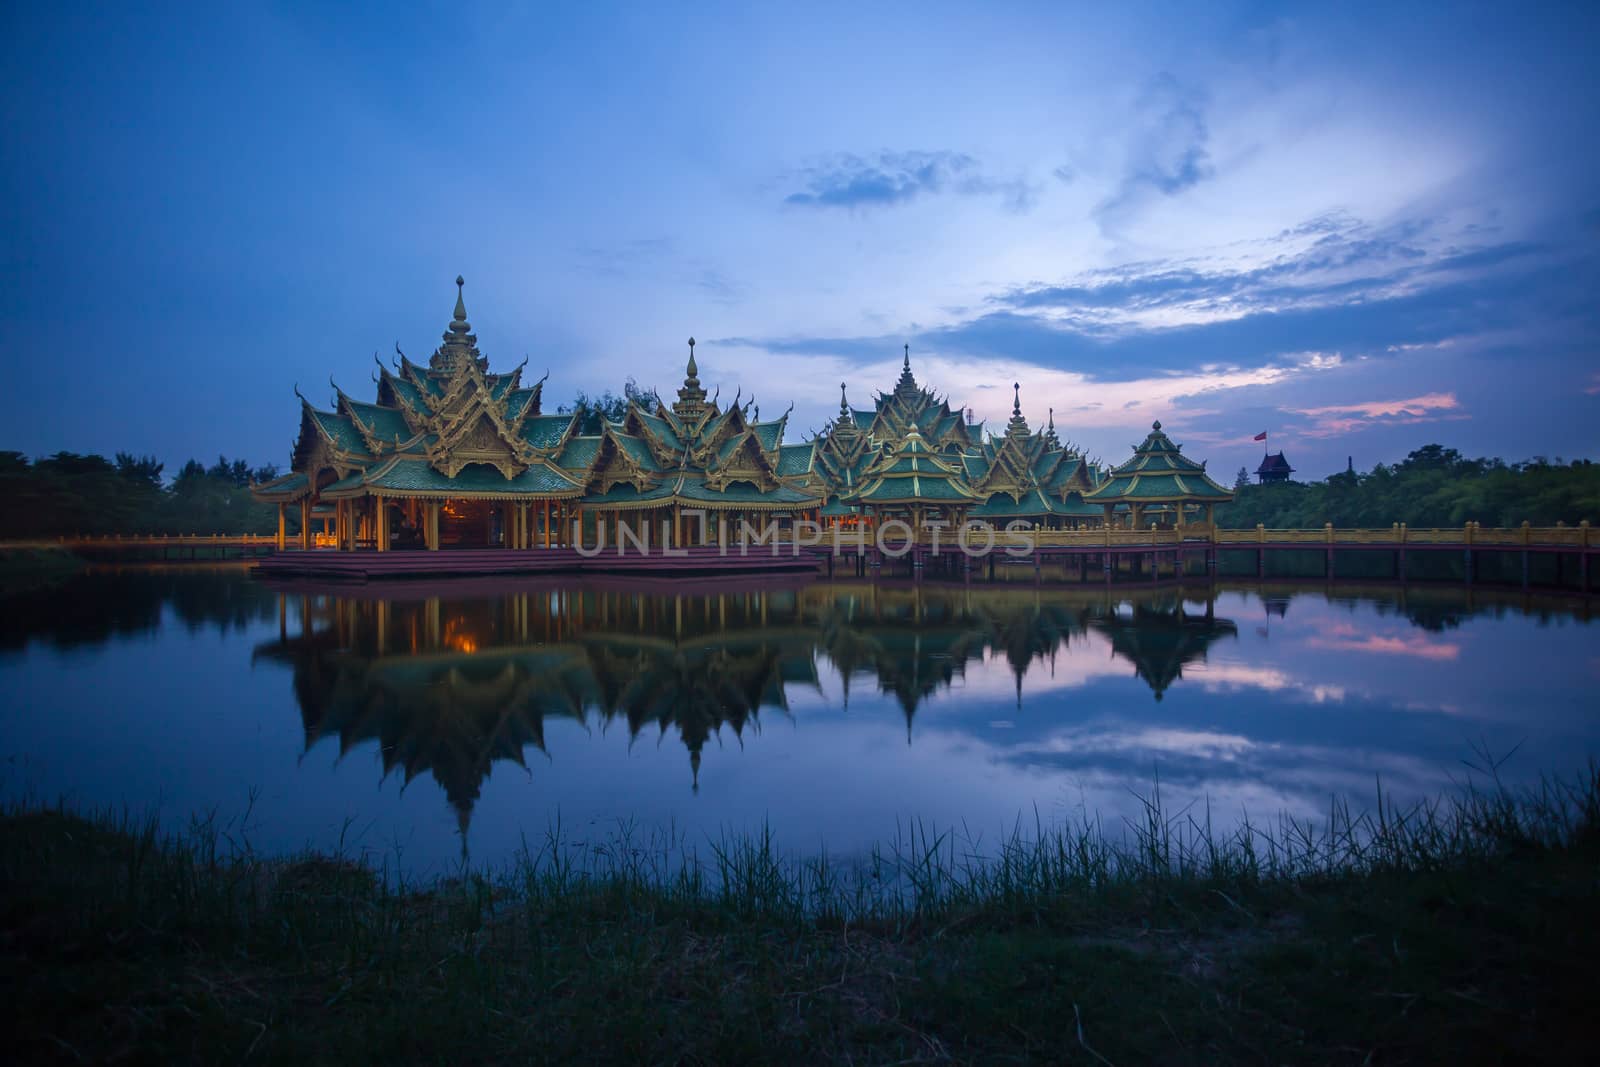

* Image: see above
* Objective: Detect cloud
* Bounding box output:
[1095,74,1214,230]
[1306,623,1460,662]
[1289,391,1463,438]
[782,150,1033,211]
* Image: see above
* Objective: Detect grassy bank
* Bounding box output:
[0,545,84,596]
[3,770,1596,1064]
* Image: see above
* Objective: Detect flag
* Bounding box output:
[1253,431,1268,441]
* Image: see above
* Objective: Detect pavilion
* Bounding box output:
[1084,421,1234,529]
[253,278,1231,550]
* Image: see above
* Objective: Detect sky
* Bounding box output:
[2,1,1597,481]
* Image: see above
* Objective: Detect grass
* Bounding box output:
[2,762,1596,1064]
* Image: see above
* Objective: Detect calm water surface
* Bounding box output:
[2,567,1595,877]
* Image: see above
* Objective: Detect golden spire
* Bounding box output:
[431,275,482,372]
[1005,381,1031,438]
[895,343,919,397]
[673,336,709,418]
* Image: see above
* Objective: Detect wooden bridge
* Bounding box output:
[830,521,1597,593]
[17,534,281,560]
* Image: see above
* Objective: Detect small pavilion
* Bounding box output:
[1084,421,1234,529]
[844,426,981,531]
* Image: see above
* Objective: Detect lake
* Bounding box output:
[1,566,1595,879]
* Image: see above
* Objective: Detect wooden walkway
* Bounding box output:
[252,545,828,581]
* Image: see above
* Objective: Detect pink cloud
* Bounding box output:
[1287,392,1463,439]
[1307,623,1460,661]
[1293,392,1459,419]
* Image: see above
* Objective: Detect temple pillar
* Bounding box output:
[299,499,311,550]
[543,499,552,549]
[425,501,440,550]
[276,503,286,551]
[376,494,389,551]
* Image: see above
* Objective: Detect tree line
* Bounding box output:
[1216,445,1600,529]
[0,451,287,539]
[5,440,1595,539]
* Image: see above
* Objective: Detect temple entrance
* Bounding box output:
[439,498,504,548]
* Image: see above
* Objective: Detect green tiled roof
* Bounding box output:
[505,388,540,423]
[776,442,814,477]
[1087,421,1233,503]
[675,477,818,506]
[820,498,857,517]
[1086,472,1233,501]
[251,471,309,500]
[611,432,663,471]
[521,414,573,451]
[633,411,683,450]
[851,474,977,504]
[714,434,750,466]
[751,421,783,451]
[359,458,582,496]
[310,409,370,456]
[345,400,413,447]
[1054,493,1103,515]
[556,436,602,470]
[320,471,367,495]
[969,489,1102,517]
[488,375,517,401]
[582,480,678,506]
[386,373,428,412]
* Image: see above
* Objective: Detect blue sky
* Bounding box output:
[3,1,1596,479]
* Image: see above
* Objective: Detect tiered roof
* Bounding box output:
[846,427,981,507]
[1084,421,1233,505]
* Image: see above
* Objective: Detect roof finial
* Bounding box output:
[903,343,910,369]
[1152,419,1162,431]
[839,381,850,414]
[1013,382,1021,415]
[453,276,467,322]
[1048,407,1055,430]
[686,337,698,379]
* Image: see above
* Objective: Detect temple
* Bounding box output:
[253,279,1232,547]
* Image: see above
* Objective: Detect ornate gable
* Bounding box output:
[704,429,779,491]
[587,425,663,493]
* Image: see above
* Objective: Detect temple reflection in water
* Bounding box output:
[253,581,1238,838]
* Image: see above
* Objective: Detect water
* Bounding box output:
[1,566,1595,878]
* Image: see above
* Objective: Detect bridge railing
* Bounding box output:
[13,534,283,548]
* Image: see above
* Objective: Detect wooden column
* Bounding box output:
[543,499,552,548]
[276,503,286,551]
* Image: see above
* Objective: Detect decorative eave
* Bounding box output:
[250,470,312,503]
